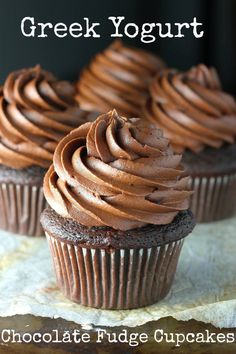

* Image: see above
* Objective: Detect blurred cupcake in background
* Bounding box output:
[76,40,165,117]
[143,64,236,222]
[0,65,96,236]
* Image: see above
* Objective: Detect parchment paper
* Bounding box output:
[0,217,235,328]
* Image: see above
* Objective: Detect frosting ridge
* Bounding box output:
[0,65,95,169]
[76,40,165,117]
[143,64,236,152]
[44,110,191,230]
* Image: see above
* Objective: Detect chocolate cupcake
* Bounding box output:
[41,110,195,309]
[0,65,96,236]
[76,40,165,117]
[143,64,236,222]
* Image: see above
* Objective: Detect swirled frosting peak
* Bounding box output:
[144,64,236,153]
[44,110,192,230]
[76,40,165,117]
[0,65,95,169]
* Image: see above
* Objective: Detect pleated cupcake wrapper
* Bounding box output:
[189,172,236,222]
[46,232,184,309]
[0,183,47,236]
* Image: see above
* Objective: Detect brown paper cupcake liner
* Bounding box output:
[189,172,236,222]
[46,232,184,309]
[0,183,47,236]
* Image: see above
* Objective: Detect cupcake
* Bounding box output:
[41,110,195,309]
[76,40,165,117]
[0,65,96,236]
[143,64,236,222]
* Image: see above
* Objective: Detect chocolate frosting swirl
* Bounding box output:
[44,110,191,231]
[76,40,165,117]
[0,65,95,169]
[143,64,236,153]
